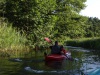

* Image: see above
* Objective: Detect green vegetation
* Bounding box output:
[0,0,87,44]
[0,0,100,56]
[0,19,30,57]
[66,37,100,51]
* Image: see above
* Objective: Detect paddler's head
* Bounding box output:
[55,41,58,45]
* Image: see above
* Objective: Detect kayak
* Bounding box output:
[45,54,66,61]
[88,68,100,75]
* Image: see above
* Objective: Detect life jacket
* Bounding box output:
[51,45,61,54]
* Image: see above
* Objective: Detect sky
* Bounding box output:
[80,0,100,19]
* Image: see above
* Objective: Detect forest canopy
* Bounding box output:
[0,0,100,46]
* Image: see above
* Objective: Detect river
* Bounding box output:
[0,46,100,75]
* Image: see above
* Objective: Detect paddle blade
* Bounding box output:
[44,37,51,43]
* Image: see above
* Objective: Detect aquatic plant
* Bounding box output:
[0,20,30,57]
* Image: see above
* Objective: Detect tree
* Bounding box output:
[54,0,87,39]
[86,17,100,37]
[1,0,58,46]
[0,0,88,46]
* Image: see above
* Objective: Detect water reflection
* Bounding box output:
[45,61,63,69]
[0,46,100,75]
[24,66,82,75]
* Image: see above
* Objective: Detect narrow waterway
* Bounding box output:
[0,46,100,75]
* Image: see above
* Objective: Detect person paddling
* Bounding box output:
[50,41,61,54]
[44,37,73,61]
[60,45,72,59]
[60,45,67,55]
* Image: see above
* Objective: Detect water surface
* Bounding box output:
[0,46,100,75]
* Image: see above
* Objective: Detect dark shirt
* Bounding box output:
[50,45,61,54]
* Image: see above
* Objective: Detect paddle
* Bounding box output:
[44,37,52,56]
[60,46,73,60]
[44,37,53,45]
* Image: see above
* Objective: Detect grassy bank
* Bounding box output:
[0,22,30,57]
[66,37,100,51]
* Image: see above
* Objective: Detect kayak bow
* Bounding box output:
[45,54,66,61]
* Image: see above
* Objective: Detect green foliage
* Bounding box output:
[0,0,91,47]
[66,37,100,50]
[54,0,87,39]
[1,0,58,46]
[1,0,100,51]
[0,19,29,53]
[85,17,100,37]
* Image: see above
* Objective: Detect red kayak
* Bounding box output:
[45,54,66,61]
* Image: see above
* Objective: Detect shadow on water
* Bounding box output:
[0,46,100,75]
[45,61,63,69]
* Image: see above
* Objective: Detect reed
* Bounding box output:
[66,37,100,51]
[0,22,30,57]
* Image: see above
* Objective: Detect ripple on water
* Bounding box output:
[81,62,100,74]
[24,66,82,75]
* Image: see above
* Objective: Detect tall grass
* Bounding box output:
[0,22,30,57]
[66,37,100,51]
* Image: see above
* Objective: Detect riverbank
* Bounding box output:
[66,37,100,51]
[0,22,30,57]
